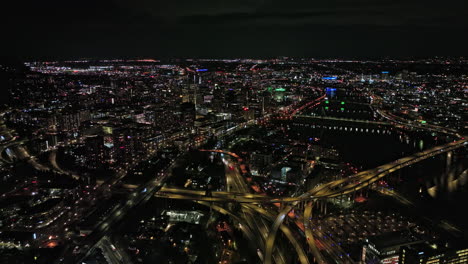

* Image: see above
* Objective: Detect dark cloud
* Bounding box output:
[2,0,467,58]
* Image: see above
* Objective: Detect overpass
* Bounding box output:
[150,90,468,264]
[0,139,26,162]
[154,137,467,264]
[2,93,466,263]
[156,139,467,203]
[153,92,467,264]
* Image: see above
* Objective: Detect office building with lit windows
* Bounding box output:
[400,244,468,264]
[361,231,423,264]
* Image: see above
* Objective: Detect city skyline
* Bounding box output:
[0,58,466,264]
[0,1,467,263]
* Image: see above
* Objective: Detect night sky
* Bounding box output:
[3,0,468,59]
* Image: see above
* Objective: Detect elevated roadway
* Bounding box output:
[156,139,467,204]
[154,138,467,264]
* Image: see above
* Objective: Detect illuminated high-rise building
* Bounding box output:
[400,245,468,264]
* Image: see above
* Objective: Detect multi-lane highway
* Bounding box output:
[154,136,467,264]
[224,157,289,264]
[156,139,467,203]
[1,91,466,264]
[149,89,468,264]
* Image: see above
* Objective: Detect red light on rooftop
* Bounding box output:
[46,241,58,248]
[355,196,367,203]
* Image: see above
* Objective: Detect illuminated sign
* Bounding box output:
[323,76,337,80]
[382,256,399,264]
[102,126,113,134]
[204,95,214,103]
[196,69,208,72]
[104,136,114,148]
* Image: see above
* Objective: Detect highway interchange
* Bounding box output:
[153,91,467,264]
[0,91,466,264]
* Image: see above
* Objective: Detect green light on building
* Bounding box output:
[340,108,345,111]
[325,100,329,104]
[275,88,286,92]
[325,106,329,110]
[341,101,345,105]
[421,120,427,124]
